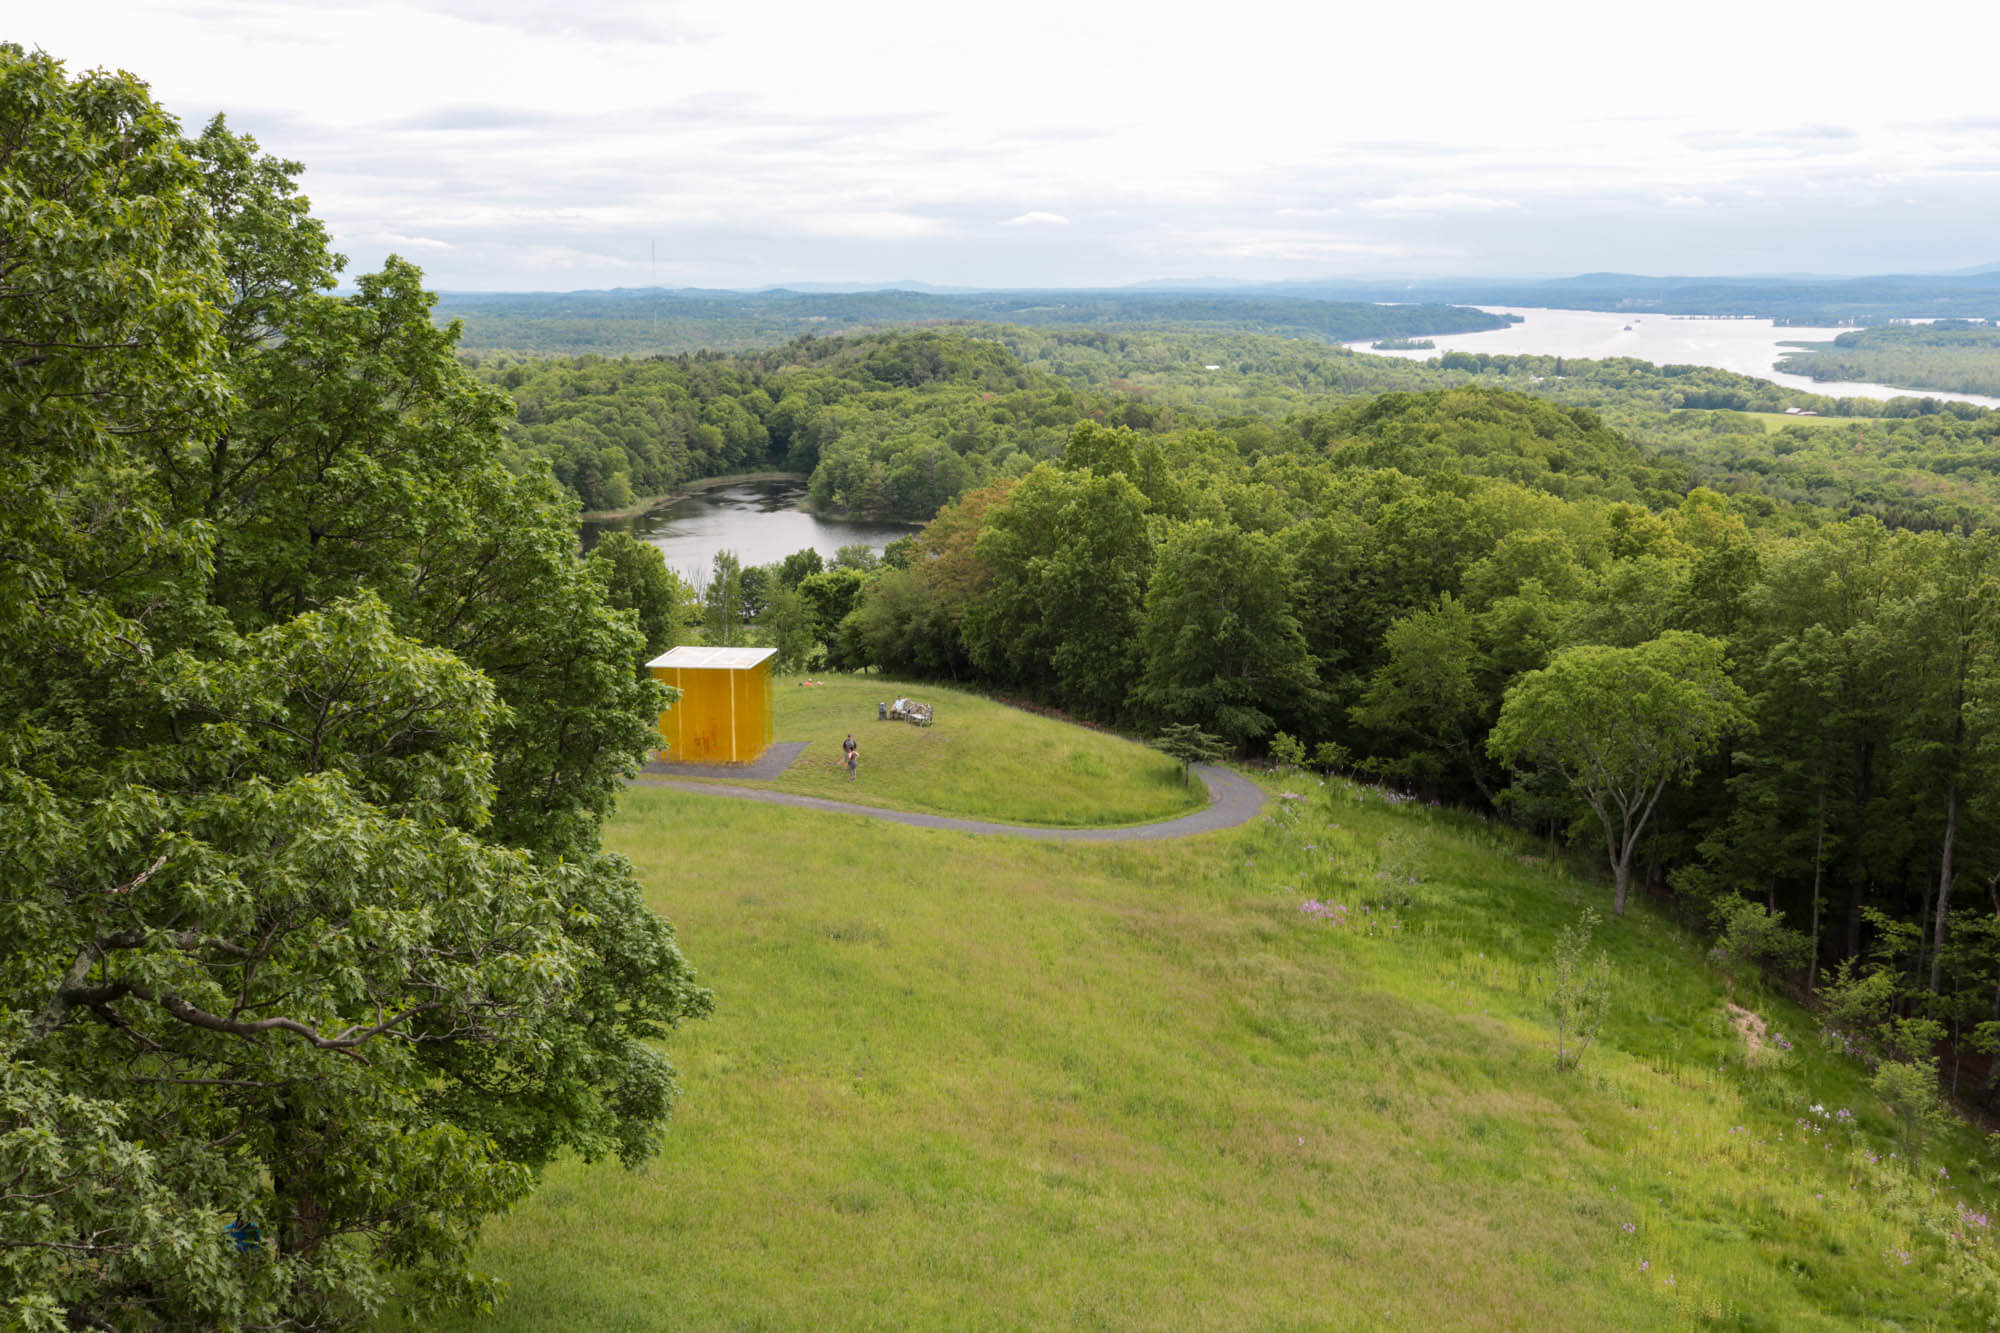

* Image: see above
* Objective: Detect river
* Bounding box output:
[582,478,914,584]
[1345,306,2000,411]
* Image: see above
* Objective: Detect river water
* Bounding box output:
[1345,306,2000,411]
[582,479,913,584]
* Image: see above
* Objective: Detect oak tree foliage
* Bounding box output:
[1,48,707,1330]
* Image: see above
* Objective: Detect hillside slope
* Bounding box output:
[415,774,2000,1330]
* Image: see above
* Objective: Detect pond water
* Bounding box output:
[1345,306,2000,411]
[582,479,914,584]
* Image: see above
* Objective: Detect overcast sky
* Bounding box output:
[24,1,2000,290]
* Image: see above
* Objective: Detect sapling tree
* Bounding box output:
[1549,909,1614,1073]
[1153,723,1227,786]
[1311,740,1351,775]
[704,549,745,645]
[1874,1057,1949,1171]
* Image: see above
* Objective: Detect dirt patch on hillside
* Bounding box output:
[1727,1002,1769,1060]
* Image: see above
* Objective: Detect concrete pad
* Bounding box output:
[640,740,807,781]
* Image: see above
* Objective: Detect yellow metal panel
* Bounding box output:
[651,661,771,764]
[750,659,772,753]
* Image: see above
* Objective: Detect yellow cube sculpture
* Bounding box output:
[646,646,776,764]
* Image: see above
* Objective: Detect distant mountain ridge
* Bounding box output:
[436,267,2000,325]
[1228,271,2000,322]
[434,287,1513,356]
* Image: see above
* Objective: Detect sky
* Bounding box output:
[23,1,2000,291]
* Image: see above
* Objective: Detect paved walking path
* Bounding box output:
[634,762,1265,841]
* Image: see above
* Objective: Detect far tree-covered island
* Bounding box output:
[1777,321,2000,398]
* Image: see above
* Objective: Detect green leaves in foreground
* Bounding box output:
[1,48,708,1330]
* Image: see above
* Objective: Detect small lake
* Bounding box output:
[582,479,914,584]
[1346,306,2000,411]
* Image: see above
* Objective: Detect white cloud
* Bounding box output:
[368,232,454,250]
[791,211,948,239]
[26,0,2000,286]
[1359,193,1521,216]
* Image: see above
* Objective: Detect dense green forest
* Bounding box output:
[437,286,1510,357]
[470,324,2000,531]
[1778,322,2000,398]
[470,333,1097,516]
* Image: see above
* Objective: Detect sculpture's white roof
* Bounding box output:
[645,646,778,670]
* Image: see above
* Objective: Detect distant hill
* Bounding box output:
[436,287,1511,357]
[1234,270,2000,323]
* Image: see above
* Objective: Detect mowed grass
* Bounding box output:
[1671,409,1858,434]
[663,674,1201,827]
[418,776,2000,1331]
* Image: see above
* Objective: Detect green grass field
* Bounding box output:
[660,675,1202,828]
[413,767,2000,1331]
[1671,409,1858,435]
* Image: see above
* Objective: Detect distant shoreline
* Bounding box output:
[579,471,807,521]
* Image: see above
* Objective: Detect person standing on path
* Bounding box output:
[842,732,859,779]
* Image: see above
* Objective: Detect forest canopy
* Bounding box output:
[472,322,2000,533]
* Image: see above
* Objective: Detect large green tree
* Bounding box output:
[1,50,707,1330]
[1352,593,1498,802]
[1131,520,1315,746]
[1488,632,1750,915]
[963,463,1152,719]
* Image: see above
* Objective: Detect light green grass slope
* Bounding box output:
[661,675,1202,827]
[423,777,1999,1331]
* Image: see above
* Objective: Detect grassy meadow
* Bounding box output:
[1670,409,1858,435]
[662,674,1202,827]
[413,762,2000,1331]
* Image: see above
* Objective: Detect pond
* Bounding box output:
[581,479,914,584]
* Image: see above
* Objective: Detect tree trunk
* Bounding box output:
[1453,731,1497,807]
[1930,777,1959,995]
[1808,787,1827,993]
[1845,741,1875,959]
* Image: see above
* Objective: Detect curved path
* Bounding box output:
[635,762,1265,842]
